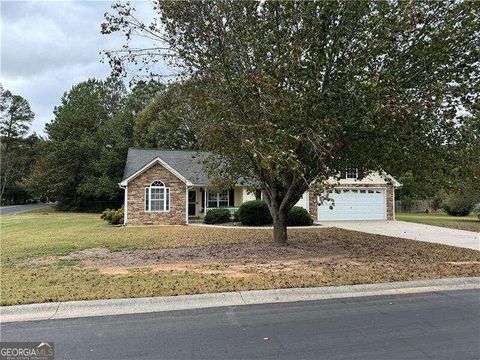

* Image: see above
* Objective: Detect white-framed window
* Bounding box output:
[207,190,229,208]
[145,180,170,212]
[346,168,358,179]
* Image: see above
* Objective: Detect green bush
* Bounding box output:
[203,208,231,224]
[431,196,443,211]
[287,206,313,226]
[441,193,475,216]
[232,209,239,222]
[238,200,272,226]
[101,207,124,225]
[401,196,416,212]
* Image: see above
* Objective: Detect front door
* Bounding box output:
[188,190,196,216]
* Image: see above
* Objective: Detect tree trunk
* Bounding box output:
[273,211,288,246]
[0,171,8,203]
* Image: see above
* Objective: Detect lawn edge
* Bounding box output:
[1,277,478,323]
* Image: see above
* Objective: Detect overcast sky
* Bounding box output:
[1,0,155,135]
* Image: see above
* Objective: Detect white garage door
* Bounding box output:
[317,188,386,221]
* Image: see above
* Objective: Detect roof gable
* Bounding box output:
[121,149,210,186]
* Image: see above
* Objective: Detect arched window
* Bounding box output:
[151,180,164,187]
[145,180,170,212]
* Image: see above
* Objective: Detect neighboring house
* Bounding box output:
[119,148,401,225]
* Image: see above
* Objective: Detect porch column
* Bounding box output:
[204,188,207,214]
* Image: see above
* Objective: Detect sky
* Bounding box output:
[1,0,155,135]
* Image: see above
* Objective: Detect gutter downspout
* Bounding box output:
[119,184,127,225]
[392,185,396,221]
[204,188,207,217]
[185,185,189,225]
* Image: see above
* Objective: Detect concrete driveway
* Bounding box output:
[319,220,479,251]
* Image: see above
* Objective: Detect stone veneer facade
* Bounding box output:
[308,184,395,222]
[126,162,187,225]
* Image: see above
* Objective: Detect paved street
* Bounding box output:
[0,203,48,216]
[1,290,479,360]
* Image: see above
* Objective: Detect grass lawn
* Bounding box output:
[396,212,480,232]
[1,208,479,306]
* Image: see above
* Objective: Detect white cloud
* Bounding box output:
[4,61,112,134]
[0,0,163,135]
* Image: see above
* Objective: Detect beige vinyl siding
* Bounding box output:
[234,187,243,207]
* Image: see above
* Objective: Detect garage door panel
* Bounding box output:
[318,188,386,221]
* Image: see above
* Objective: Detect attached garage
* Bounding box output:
[317,188,387,221]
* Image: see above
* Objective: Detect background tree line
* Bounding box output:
[1,72,477,215]
[0,84,39,205]
[0,79,199,209]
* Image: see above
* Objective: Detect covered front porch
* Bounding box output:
[186,185,257,222]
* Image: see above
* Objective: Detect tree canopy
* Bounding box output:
[0,84,34,145]
[134,82,198,149]
[102,1,479,244]
[103,1,479,244]
[28,78,162,210]
[0,84,38,203]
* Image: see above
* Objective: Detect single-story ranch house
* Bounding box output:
[119,149,401,225]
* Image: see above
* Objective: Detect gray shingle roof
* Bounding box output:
[122,148,211,185]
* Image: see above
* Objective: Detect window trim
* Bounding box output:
[207,190,230,208]
[346,168,358,179]
[145,180,170,212]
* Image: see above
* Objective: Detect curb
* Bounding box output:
[1,277,479,323]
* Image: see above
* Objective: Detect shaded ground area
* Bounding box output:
[24,237,480,281]
[26,242,348,277]
[31,241,346,266]
[2,211,480,305]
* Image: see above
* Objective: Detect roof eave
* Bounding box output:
[121,157,193,186]
[385,174,402,188]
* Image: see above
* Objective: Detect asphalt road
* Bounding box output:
[1,290,479,360]
[0,203,48,216]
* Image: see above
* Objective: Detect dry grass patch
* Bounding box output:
[397,212,480,232]
[1,211,479,305]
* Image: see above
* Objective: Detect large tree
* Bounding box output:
[134,81,198,149]
[28,78,162,210]
[103,1,479,244]
[29,79,125,210]
[79,80,164,203]
[0,84,35,201]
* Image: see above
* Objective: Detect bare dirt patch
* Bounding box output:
[29,242,349,277]
[22,228,480,281]
[94,258,353,278]
[51,242,347,267]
